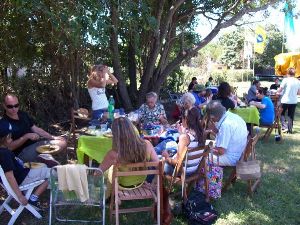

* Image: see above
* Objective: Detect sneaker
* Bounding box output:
[282,128,289,133]
[37,154,60,168]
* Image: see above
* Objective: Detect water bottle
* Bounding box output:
[108,95,115,121]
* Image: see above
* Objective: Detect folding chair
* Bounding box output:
[223,132,260,195]
[110,161,163,225]
[164,145,210,202]
[0,166,44,225]
[259,103,283,142]
[49,165,106,224]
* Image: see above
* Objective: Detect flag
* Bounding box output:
[254,25,266,54]
[284,2,295,34]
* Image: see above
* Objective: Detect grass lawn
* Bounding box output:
[1,82,300,225]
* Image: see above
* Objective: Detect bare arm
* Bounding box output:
[99,150,118,172]
[87,78,106,88]
[31,125,53,139]
[212,147,225,155]
[5,171,28,205]
[106,71,118,85]
[8,133,39,151]
[249,101,266,109]
[145,140,159,162]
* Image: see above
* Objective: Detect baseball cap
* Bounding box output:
[193,84,205,92]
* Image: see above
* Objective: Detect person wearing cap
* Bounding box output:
[87,64,118,120]
[188,77,198,91]
[191,84,207,110]
[0,126,50,210]
[0,93,66,163]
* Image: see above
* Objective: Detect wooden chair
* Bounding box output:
[110,161,163,225]
[223,132,260,195]
[164,145,210,202]
[259,97,283,142]
[0,166,45,225]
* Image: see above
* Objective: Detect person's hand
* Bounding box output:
[161,150,169,159]
[249,101,254,106]
[18,194,28,205]
[25,133,40,141]
[177,124,186,134]
[159,114,168,124]
[51,136,64,141]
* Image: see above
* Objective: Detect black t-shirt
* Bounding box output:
[270,83,280,90]
[1,111,36,155]
[0,148,30,185]
[217,97,235,111]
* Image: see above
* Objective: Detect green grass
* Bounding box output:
[2,100,300,225]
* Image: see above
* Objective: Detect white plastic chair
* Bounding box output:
[0,166,44,225]
[49,166,106,224]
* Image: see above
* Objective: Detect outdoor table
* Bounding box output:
[229,106,260,135]
[77,135,112,164]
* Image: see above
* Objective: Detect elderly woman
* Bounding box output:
[162,92,205,175]
[138,92,168,125]
[99,117,158,190]
[250,87,274,126]
[87,64,118,120]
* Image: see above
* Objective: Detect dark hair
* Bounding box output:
[274,77,279,81]
[184,108,204,146]
[192,77,197,81]
[217,82,231,98]
[208,77,213,81]
[288,68,295,76]
[257,87,268,95]
[252,80,260,85]
[205,88,212,98]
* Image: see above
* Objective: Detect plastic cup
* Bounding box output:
[100,123,108,132]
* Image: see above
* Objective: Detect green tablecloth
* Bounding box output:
[229,106,260,125]
[77,135,112,164]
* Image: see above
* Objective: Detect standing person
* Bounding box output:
[270,77,280,90]
[246,80,261,102]
[276,68,300,133]
[250,87,274,126]
[205,77,213,87]
[87,64,118,120]
[188,77,197,91]
[138,92,168,125]
[206,101,248,166]
[0,124,50,210]
[0,93,66,163]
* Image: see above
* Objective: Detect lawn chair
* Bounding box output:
[49,165,106,224]
[259,101,283,143]
[110,161,163,225]
[0,166,44,225]
[222,132,260,195]
[164,145,210,202]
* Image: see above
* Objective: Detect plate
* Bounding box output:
[24,162,46,169]
[36,145,60,154]
[103,132,113,138]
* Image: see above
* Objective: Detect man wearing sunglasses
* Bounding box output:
[0,93,67,163]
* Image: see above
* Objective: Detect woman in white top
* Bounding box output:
[276,67,300,134]
[87,64,118,120]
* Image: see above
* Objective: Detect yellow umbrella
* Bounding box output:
[274,52,300,77]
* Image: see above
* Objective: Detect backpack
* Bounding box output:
[184,189,218,225]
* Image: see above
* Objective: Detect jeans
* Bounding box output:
[92,108,107,120]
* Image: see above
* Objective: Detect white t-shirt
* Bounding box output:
[215,111,248,165]
[280,77,300,104]
[88,87,108,110]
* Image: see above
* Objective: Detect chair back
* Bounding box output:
[242,133,259,161]
[0,166,19,201]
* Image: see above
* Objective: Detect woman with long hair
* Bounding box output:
[99,117,158,188]
[162,92,205,175]
[87,64,118,120]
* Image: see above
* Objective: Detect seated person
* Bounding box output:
[98,117,158,191]
[205,77,213,87]
[191,84,207,111]
[206,101,248,166]
[188,77,197,91]
[213,82,235,110]
[138,92,168,125]
[0,126,50,210]
[250,87,275,126]
[246,80,261,102]
[162,92,205,176]
[0,93,67,163]
[270,77,280,90]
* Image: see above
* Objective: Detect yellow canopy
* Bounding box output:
[274,52,300,77]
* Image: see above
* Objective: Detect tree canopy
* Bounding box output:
[0,0,285,117]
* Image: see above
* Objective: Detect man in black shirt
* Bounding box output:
[0,125,49,209]
[0,93,66,162]
[270,77,280,90]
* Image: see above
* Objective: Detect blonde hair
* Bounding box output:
[89,64,105,80]
[112,117,147,163]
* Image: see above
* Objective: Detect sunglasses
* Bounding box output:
[6,104,19,109]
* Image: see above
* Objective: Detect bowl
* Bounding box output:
[36,145,60,154]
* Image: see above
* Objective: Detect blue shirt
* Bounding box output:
[260,97,274,125]
[191,92,206,107]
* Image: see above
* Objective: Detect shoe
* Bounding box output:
[37,154,60,168]
[282,128,288,133]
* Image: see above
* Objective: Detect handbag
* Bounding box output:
[236,144,261,180]
[206,154,223,199]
